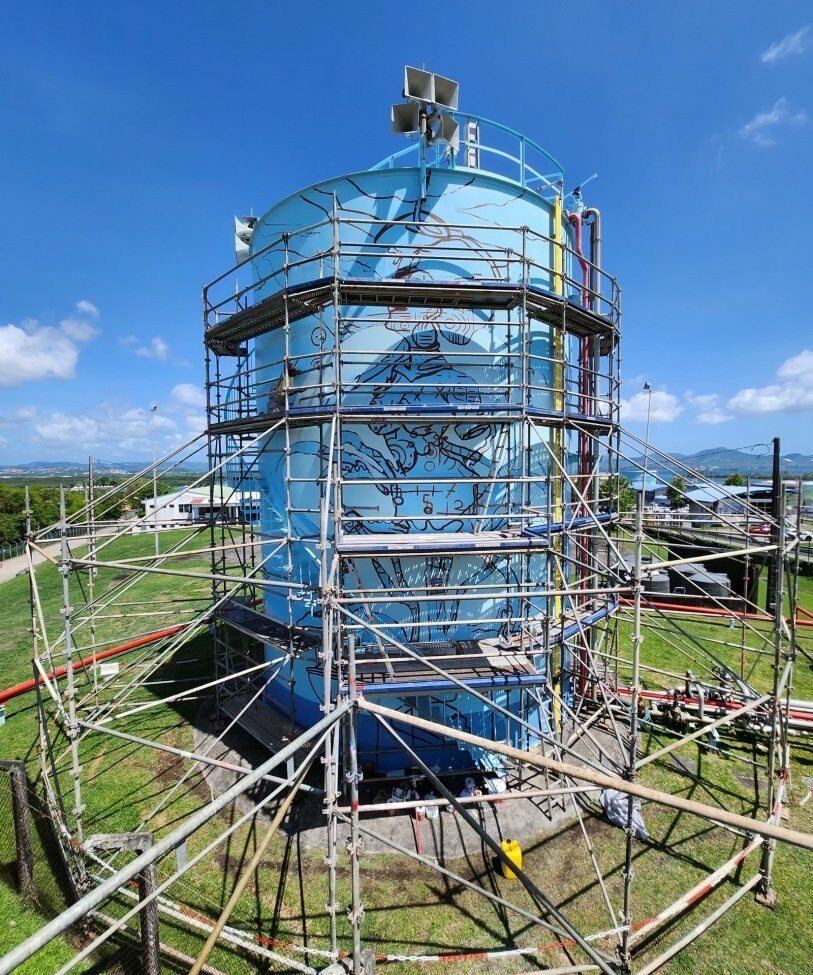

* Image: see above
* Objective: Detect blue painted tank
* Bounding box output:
[234,126,607,770]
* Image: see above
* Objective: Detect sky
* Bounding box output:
[1,1,812,463]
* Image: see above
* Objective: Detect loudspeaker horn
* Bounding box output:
[432,72,459,111]
[391,102,421,134]
[439,114,460,152]
[404,65,434,103]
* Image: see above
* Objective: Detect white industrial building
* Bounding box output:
[142,486,260,526]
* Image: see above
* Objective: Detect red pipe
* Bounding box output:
[614,686,813,723]
[567,212,590,307]
[618,596,813,628]
[568,212,592,695]
[0,624,190,705]
[567,212,592,466]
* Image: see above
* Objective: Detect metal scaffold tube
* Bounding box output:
[619,494,643,972]
[0,704,350,975]
[10,74,810,975]
[357,699,813,850]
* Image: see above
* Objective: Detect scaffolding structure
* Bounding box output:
[6,414,812,975]
[4,106,813,975]
[204,193,623,768]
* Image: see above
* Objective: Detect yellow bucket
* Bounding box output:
[500,838,522,880]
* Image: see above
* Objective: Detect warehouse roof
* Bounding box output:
[685,484,773,504]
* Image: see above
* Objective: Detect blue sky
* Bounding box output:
[1,1,812,462]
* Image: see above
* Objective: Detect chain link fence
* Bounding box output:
[0,540,26,562]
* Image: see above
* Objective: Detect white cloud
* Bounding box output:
[761,25,810,63]
[171,383,206,409]
[59,317,98,341]
[75,299,100,317]
[726,348,813,414]
[3,382,214,460]
[684,392,733,425]
[34,414,100,446]
[621,388,683,424]
[121,334,189,365]
[32,405,179,450]
[776,347,813,381]
[134,337,170,360]
[0,302,99,387]
[695,408,733,425]
[2,369,218,461]
[680,350,813,424]
[118,407,176,434]
[741,97,808,147]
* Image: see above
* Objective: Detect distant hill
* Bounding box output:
[621,447,813,478]
[4,447,811,481]
[0,459,208,478]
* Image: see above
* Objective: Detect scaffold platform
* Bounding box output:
[205,275,618,355]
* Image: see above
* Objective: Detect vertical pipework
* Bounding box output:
[25,486,47,780]
[760,445,786,900]
[566,211,590,308]
[584,207,603,677]
[323,194,342,955]
[766,437,782,612]
[87,456,98,704]
[584,208,602,313]
[567,210,591,695]
[584,206,602,424]
[566,210,591,507]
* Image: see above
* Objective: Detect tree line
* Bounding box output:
[0,480,178,546]
[601,472,750,515]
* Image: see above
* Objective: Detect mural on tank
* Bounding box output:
[220,164,606,767]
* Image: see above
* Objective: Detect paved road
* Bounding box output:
[0,528,123,585]
[0,542,61,584]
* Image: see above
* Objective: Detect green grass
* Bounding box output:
[0,529,812,974]
[0,528,217,973]
[602,558,813,973]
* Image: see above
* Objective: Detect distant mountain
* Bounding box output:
[4,447,811,481]
[3,461,85,471]
[620,446,813,478]
[0,459,208,477]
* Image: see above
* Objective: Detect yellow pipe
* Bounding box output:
[553,194,564,298]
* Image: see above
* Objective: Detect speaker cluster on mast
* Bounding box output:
[391,66,460,153]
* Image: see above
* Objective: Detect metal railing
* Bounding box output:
[203,216,621,331]
[370,110,566,197]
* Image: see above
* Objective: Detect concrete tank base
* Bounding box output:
[192,699,625,861]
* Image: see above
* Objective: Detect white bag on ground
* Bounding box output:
[600,788,649,840]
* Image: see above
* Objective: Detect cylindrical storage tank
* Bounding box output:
[250,169,572,617]
[223,124,619,770]
[644,571,670,596]
[667,564,703,590]
[692,571,731,600]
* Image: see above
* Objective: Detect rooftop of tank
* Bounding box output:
[249,111,568,228]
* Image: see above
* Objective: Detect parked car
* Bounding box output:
[750,521,813,541]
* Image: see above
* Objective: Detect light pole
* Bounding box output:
[641,382,653,504]
[150,404,159,556]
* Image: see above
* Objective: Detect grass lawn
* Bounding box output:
[0,528,811,974]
